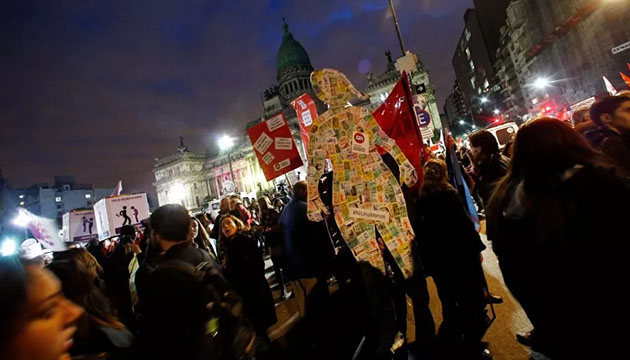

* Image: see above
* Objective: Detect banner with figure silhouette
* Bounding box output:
[62,209,98,243]
[94,193,149,240]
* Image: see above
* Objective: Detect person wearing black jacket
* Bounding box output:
[468,130,509,209]
[218,214,277,344]
[486,118,630,359]
[136,204,218,360]
[413,159,490,359]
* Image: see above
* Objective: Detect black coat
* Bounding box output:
[487,165,630,358]
[474,153,509,208]
[413,187,486,277]
[224,233,277,330]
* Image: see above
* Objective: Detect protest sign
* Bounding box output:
[62,209,98,243]
[94,193,149,240]
[247,113,303,181]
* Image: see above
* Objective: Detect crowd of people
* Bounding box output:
[2,94,630,360]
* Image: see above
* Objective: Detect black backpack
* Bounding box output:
[154,260,257,360]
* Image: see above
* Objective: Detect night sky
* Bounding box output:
[0,0,473,194]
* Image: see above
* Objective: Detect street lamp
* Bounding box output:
[493,109,500,115]
[459,120,465,125]
[534,77,550,89]
[480,97,488,104]
[13,208,30,240]
[218,135,236,190]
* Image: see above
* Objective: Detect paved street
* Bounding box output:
[264,229,553,359]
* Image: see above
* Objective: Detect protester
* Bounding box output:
[467,130,509,209]
[47,249,135,359]
[0,256,83,360]
[278,182,334,315]
[413,159,490,359]
[486,117,630,358]
[589,95,630,174]
[258,195,289,300]
[190,217,217,259]
[229,194,253,226]
[218,214,277,344]
[272,197,285,213]
[136,204,219,360]
[210,197,231,241]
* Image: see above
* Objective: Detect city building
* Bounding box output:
[0,172,113,226]
[153,137,271,211]
[443,81,471,133]
[495,0,630,119]
[452,4,511,127]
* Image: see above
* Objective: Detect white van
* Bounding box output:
[487,122,518,150]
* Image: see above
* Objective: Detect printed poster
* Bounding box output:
[247,113,303,181]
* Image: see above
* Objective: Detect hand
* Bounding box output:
[400,162,417,187]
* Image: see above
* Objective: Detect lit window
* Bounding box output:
[470,76,476,89]
[469,60,475,71]
[465,47,471,59]
[483,79,490,89]
[19,201,25,206]
[19,194,24,199]
[85,194,91,199]
[55,197,62,202]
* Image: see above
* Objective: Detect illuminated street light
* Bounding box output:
[13,209,30,227]
[534,77,550,89]
[493,109,500,115]
[459,120,465,125]
[218,134,236,188]
[480,97,488,103]
[218,135,234,151]
[1,238,18,257]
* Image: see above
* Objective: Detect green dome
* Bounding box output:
[276,20,312,75]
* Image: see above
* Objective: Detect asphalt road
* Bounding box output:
[265,233,554,359]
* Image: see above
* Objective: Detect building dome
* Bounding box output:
[276,20,312,77]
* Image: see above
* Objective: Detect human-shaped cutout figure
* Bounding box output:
[131,206,139,223]
[88,218,94,234]
[82,216,88,233]
[307,68,418,278]
[119,206,132,226]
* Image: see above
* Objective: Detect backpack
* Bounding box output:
[154,260,257,360]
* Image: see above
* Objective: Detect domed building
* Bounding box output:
[276,19,315,105]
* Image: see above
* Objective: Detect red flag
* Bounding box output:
[621,66,630,88]
[372,73,424,191]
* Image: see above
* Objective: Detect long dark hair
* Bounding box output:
[47,252,123,329]
[487,117,612,217]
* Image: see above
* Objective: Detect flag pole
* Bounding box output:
[388,0,407,57]
[400,71,426,164]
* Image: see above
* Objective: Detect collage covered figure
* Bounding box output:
[307,68,418,278]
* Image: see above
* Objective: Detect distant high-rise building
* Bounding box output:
[452,4,511,127]
[495,0,630,119]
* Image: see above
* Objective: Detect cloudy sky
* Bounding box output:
[0,0,473,193]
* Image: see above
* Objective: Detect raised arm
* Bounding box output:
[363,109,417,187]
[306,121,330,222]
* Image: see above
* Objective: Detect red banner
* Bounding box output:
[290,93,318,159]
[372,73,424,191]
[247,113,303,181]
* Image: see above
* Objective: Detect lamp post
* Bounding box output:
[218,135,236,190]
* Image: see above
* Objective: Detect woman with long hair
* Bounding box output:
[1,256,83,360]
[413,159,489,358]
[190,217,218,259]
[486,117,630,358]
[47,249,135,358]
[218,215,277,344]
